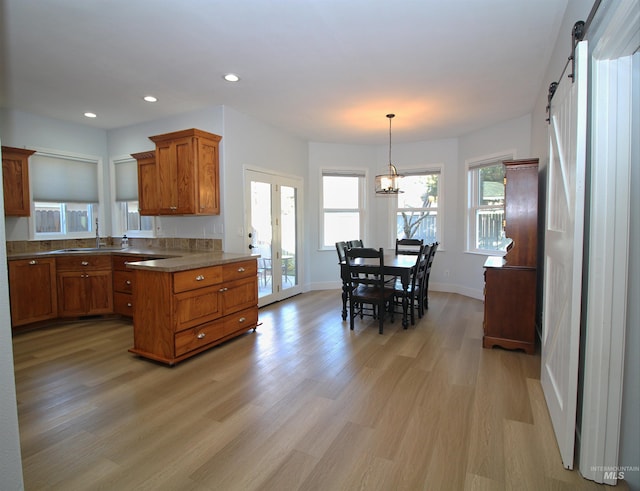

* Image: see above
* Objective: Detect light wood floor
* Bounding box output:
[12,290,621,491]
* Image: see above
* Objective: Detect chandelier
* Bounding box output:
[375,113,403,194]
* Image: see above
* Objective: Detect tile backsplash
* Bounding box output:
[6,237,223,254]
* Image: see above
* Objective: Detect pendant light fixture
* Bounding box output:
[375,113,403,194]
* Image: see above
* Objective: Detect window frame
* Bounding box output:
[110,155,155,238]
[466,152,514,254]
[29,149,104,241]
[392,166,443,247]
[319,169,366,251]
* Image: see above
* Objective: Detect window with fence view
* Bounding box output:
[468,162,508,252]
[396,171,439,244]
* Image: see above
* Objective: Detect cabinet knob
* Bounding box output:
[196,332,206,339]
[125,280,132,285]
[237,267,245,272]
[81,261,89,266]
[219,287,228,292]
[238,317,246,323]
[29,259,38,265]
[127,303,132,307]
[195,275,205,281]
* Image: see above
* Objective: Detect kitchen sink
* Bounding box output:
[52,247,125,253]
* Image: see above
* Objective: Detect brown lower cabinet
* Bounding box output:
[483,259,537,354]
[56,255,113,317]
[8,257,57,327]
[129,259,259,365]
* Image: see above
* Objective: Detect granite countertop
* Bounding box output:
[7,247,258,273]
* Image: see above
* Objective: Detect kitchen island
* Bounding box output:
[126,252,259,365]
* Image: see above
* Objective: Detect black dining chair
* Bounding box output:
[335,241,348,263]
[392,244,426,325]
[422,242,439,310]
[395,238,424,255]
[344,247,395,334]
[347,239,363,248]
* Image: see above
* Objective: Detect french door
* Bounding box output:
[245,169,302,307]
[541,40,588,470]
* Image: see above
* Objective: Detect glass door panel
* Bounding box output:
[246,170,302,306]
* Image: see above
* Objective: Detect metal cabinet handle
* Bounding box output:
[81,261,89,266]
[219,287,228,292]
[238,317,246,323]
[127,303,132,307]
[237,267,245,272]
[197,332,206,339]
[125,280,131,285]
[195,275,205,281]
[29,259,38,265]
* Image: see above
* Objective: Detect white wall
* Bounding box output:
[457,114,532,297]
[307,116,532,300]
[0,145,25,490]
[221,106,308,256]
[107,105,225,242]
[0,109,109,240]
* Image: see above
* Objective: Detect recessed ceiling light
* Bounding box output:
[223,73,240,82]
[84,112,97,118]
[143,95,158,103]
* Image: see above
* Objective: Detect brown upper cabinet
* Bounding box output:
[135,128,221,216]
[2,145,35,216]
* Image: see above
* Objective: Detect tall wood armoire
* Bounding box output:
[483,158,539,354]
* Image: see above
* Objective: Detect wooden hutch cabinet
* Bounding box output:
[136,128,221,216]
[483,158,539,354]
[2,145,35,216]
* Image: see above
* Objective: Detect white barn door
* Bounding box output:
[541,41,588,470]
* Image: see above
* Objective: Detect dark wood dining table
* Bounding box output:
[340,253,418,328]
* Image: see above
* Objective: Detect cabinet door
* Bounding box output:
[135,152,159,215]
[196,136,220,214]
[8,258,57,326]
[2,147,34,216]
[156,137,196,214]
[86,270,113,314]
[57,272,87,316]
[57,270,113,316]
[221,276,258,315]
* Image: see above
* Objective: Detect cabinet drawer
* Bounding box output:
[222,260,257,282]
[173,266,222,293]
[222,307,258,336]
[113,254,162,271]
[114,292,134,316]
[113,270,133,293]
[175,319,225,357]
[174,285,222,331]
[56,255,111,271]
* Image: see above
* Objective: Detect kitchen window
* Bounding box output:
[321,171,365,249]
[30,152,101,239]
[112,157,153,237]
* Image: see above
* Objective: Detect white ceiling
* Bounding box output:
[1,0,568,144]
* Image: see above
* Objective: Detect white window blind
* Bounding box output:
[31,153,99,203]
[114,158,138,201]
